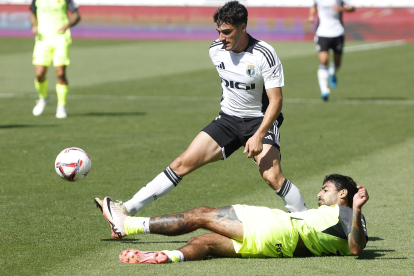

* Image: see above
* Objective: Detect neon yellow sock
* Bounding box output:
[34,79,48,99]
[124,217,145,235]
[162,250,183,263]
[56,84,68,106]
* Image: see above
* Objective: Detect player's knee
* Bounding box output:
[170,155,194,176]
[187,236,203,246]
[170,156,183,172]
[187,234,213,249]
[35,72,46,82]
[56,72,67,83]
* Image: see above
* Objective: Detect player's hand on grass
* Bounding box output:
[57,25,69,34]
[244,135,263,158]
[353,186,369,211]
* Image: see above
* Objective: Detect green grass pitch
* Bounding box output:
[0,37,413,275]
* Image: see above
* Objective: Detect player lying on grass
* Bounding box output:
[100,174,369,263]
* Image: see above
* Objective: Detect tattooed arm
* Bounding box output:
[348,186,369,255]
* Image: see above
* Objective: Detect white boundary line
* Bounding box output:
[344,40,406,52]
[1,93,414,105]
[1,41,410,104]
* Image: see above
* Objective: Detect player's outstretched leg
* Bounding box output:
[119,250,169,264]
[118,132,222,216]
[102,197,127,239]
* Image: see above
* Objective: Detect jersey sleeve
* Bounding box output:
[65,0,79,13]
[209,39,222,66]
[259,44,284,89]
[338,205,368,240]
[30,0,36,14]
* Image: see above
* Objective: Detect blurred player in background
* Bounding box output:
[308,0,355,101]
[99,174,368,263]
[95,1,308,216]
[30,0,81,118]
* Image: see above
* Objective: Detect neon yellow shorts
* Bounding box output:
[232,205,298,258]
[32,40,70,67]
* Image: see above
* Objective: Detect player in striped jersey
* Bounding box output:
[95,1,307,217]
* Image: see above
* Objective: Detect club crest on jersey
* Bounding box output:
[246,65,256,77]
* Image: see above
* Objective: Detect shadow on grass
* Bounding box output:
[101,238,187,244]
[70,112,147,117]
[367,237,384,241]
[101,237,403,260]
[356,249,404,260]
[0,124,58,129]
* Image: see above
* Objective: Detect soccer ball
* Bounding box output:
[55,147,91,182]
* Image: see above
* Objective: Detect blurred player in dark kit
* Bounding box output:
[308,0,355,101]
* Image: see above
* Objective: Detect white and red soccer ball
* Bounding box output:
[55,147,91,181]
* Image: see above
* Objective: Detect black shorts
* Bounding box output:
[202,112,284,159]
[316,35,344,54]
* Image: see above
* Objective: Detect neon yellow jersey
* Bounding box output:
[289,205,368,256]
[30,0,79,45]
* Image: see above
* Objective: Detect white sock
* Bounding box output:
[329,62,340,76]
[125,166,181,215]
[276,179,307,213]
[142,217,151,233]
[317,65,330,94]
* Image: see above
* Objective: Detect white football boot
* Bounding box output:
[32,97,48,116]
[56,105,67,119]
[102,197,127,239]
[94,197,130,216]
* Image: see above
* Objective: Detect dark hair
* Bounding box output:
[213,1,248,27]
[323,174,358,207]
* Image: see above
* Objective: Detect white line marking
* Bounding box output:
[1,93,413,105]
[344,40,406,52]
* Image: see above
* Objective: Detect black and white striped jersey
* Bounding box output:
[209,34,284,118]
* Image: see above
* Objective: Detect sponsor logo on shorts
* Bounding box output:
[265,135,273,141]
[275,243,284,257]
